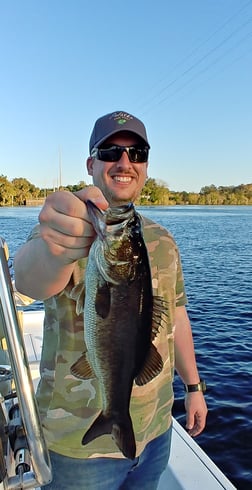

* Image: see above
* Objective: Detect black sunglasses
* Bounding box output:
[91,145,149,163]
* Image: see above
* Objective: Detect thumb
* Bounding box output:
[75,186,109,210]
[186,412,195,431]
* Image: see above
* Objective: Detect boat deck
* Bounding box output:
[159,419,236,489]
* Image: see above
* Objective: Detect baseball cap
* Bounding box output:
[89,111,150,153]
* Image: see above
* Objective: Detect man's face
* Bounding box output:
[87,132,148,206]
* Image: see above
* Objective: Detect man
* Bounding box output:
[14,111,207,489]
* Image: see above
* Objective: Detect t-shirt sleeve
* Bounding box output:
[175,249,188,307]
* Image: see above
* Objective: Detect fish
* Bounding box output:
[71,200,168,459]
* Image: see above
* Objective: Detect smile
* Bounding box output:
[113,176,132,183]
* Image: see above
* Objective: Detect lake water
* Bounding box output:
[0,205,251,489]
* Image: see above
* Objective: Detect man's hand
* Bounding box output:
[14,187,108,299]
[184,391,208,437]
[39,187,108,265]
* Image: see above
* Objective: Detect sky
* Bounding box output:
[1,0,252,192]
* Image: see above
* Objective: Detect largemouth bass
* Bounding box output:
[71,200,168,459]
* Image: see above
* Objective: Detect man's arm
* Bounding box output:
[14,187,108,300]
[174,305,208,436]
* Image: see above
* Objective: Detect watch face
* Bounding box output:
[201,380,207,392]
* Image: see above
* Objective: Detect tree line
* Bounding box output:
[1,174,252,206]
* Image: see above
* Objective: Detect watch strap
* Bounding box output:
[184,380,206,393]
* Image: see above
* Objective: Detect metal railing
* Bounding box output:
[0,237,52,489]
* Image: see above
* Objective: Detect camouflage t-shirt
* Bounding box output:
[32,216,187,459]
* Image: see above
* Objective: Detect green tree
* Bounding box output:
[138,178,169,204]
[0,175,15,206]
[187,192,199,205]
[200,184,218,195]
[66,181,88,193]
[12,177,40,205]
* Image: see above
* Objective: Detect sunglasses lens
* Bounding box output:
[128,147,148,163]
[97,148,121,161]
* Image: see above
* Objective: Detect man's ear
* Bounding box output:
[86,157,93,176]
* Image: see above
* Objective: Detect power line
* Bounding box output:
[136,1,252,114]
[141,26,252,114]
[145,30,252,113]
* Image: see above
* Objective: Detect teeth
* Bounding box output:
[113,176,132,183]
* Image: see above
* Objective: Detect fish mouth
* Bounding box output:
[86,200,135,240]
[105,202,135,223]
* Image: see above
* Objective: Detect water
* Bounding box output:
[1,205,251,489]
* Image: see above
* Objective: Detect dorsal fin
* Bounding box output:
[151,295,169,340]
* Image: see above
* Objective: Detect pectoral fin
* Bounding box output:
[70,353,96,379]
[135,344,163,386]
[69,282,85,316]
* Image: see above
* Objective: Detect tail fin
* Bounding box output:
[82,412,136,460]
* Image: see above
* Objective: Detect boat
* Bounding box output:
[0,238,236,489]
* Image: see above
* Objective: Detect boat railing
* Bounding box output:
[0,237,52,489]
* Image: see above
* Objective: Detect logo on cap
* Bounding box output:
[110,111,134,126]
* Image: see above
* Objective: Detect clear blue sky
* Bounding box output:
[1,0,251,192]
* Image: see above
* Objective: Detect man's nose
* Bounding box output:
[116,150,132,168]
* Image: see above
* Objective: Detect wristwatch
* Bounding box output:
[184,380,206,393]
